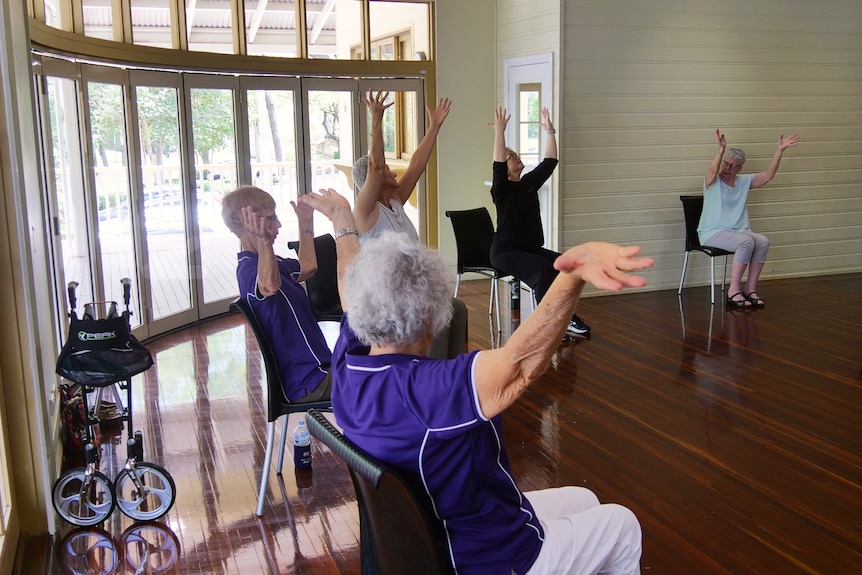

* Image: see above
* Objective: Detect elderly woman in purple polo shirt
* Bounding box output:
[699,129,800,309]
[301,188,650,575]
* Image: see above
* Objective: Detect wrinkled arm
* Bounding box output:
[751,134,800,189]
[706,129,726,188]
[473,243,653,419]
[354,90,393,233]
[292,200,318,282]
[241,206,281,297]
[394,97,452,205]
[299,189,359,312]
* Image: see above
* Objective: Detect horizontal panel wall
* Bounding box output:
[562,0,862,295]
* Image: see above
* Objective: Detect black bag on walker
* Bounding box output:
[56,314,153,387]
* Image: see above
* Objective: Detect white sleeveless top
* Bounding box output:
[359,199,419,243]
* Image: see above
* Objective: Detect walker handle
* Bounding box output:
[67,281,79,314]
[121,277,132,309]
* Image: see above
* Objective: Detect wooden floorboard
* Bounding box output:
[45,273,861,574]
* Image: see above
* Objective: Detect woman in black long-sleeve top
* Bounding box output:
[489,107,590,336]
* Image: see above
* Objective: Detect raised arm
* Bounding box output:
[751,133,800,189]
[354,90,394,233]
[291,199,318,282]
[241,206,281,297]
[299,189,359,311]
[706,129,727,188]
[473,243,653,419]
[492,107,510,162]
[394,97,452,205]
[540,107,558,160]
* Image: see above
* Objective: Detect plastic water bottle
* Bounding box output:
[510,279,520,309]
[293,419,312,469]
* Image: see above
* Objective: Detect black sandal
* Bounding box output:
[727,292,751,308]
[744,292,765,308]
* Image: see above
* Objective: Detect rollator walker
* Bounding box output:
[52,278,176,527]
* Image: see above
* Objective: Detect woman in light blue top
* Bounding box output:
[698,129,799,308]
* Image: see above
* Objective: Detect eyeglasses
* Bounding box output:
[722,160,743,169]
[260,213,279,223]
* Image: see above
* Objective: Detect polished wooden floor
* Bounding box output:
[50,274,862,574]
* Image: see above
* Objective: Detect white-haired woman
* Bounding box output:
[699,129,799,308]
[300,188,652,575]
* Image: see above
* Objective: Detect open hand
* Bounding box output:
[427,98,452,128]
[298,188,352,222]
[290,198,314,228]
[364,90,394,117]
[778,133,800,151]
[715,129,726,149]
[540,107,553,132]
[554,242,653,292]
[241,206,276,245]
[489,107,510,131]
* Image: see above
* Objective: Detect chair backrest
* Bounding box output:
[680,195,705,252]
[287,233,343,322]
[305,409,454,575]
[445,208,495,274]
[231,298,331,422]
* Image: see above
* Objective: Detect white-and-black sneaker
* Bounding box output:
[566,315,591,336]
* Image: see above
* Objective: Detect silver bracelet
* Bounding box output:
[334,227,358,239]
[301,228,314,234]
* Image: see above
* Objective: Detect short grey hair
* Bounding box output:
[352,155,369,190]
[343,232,454,348]
[725,148,746,165]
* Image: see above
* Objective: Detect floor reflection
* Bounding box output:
[59,522,180,575]
[678,297,765,452]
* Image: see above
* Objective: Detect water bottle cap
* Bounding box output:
[298,419,305,424]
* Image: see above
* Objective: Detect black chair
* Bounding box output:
[287,233,343,322]
[445,208,501,331]
[230,297,332,517]
[678,195,735,305]
[305,409,454,575]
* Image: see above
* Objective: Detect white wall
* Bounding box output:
[434,0,496,266]
[561,0,862,293]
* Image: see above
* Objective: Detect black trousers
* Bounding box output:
[490,241,560,303]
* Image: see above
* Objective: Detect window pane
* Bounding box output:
[307,90,354,230]
[186,0,234,55]
[46,77,95,320]
[190,88,239,304]
[82,0,114,40]
[519,89,540,166]
[136,86,191,320]
[131,0,173,48]
[87,82,142,326]
[247,89,300,246]
[369,1,429,61]
[317,0,360,60]
[246,1,298,57]
[44,0,62,28]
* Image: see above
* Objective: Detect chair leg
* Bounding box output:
[453,274,461,298]
[721,256,729,295]
[257,420,277,516]
[492,277,501,333]
[678,252,690,295]
[276,415,289,473]
[710,257,716,305]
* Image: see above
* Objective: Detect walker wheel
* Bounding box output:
[52,468,116,527]
[114,462,176,521]
[59,526,119,575]
[121,521,180,575]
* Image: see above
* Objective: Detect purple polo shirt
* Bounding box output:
[237,252,331,401]
[332,316,544,575]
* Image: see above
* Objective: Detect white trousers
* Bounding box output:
[524,487,642,575]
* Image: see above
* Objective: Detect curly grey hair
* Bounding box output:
[725,148,746,165]
[352,155,369,190]
[343,232,454,348]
